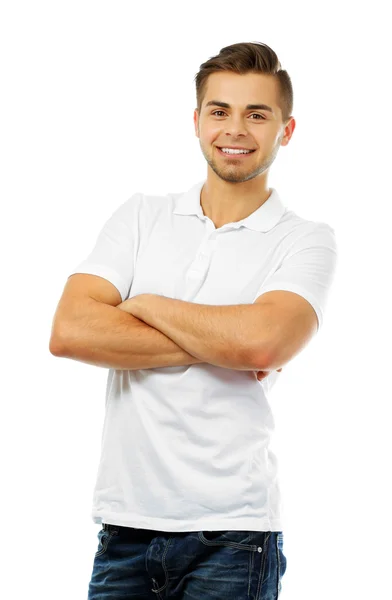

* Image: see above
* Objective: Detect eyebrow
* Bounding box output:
[205,100,274,113]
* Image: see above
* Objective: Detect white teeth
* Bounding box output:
[221,148,252,154]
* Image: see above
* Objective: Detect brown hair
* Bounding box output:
[194,42,293,124]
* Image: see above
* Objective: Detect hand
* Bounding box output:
[256,367,282,381]
[116,297,138,313]
[116,295,149,318]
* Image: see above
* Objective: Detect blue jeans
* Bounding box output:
[88,523,287,599]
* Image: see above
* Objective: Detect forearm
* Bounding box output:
[124,295,262,371]
[52,298,204,370]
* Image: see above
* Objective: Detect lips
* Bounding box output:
[216,147,256,158]
[217,147,255,151]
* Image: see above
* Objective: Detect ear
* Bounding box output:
[194,109,200,137]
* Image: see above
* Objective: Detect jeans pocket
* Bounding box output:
[95,528,118,558]
[198,530,261,551]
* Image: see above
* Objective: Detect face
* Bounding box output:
[194,72,295,184]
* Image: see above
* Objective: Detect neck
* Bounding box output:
[200,179,271,227]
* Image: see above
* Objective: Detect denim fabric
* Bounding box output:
[88,523,287,599]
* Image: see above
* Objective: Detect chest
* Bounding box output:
[129,219,285,305]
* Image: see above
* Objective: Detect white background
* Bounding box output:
[1,1,391,598]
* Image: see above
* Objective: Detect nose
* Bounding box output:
[223,115,250,138]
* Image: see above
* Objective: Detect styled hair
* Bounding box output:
[194,42,293,124]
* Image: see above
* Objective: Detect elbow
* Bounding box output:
[49,319,73,356]
[247,344,274,371]
[49,337,65,356]
[252,349,285,372]
[49,328,71,356]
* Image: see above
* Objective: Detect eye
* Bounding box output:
[211,110,266,120]
[212,110,227,117]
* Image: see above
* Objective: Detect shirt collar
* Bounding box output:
[173,179,287,232]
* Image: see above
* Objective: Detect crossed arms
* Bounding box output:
[53,287,316,373]
[114,289,318,373]
[52,291,275,373]
[116,293,270,371]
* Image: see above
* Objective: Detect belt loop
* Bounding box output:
[103,522,119,534]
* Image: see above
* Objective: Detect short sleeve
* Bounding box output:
[68,193,142,302]
[253,223,338,331]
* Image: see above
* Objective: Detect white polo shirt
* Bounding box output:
[69,179,338,532]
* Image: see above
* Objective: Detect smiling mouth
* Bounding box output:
[216,147,256,158]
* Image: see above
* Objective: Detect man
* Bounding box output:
[50,42,337,599]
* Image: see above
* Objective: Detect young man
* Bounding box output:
[50,42,337,599]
